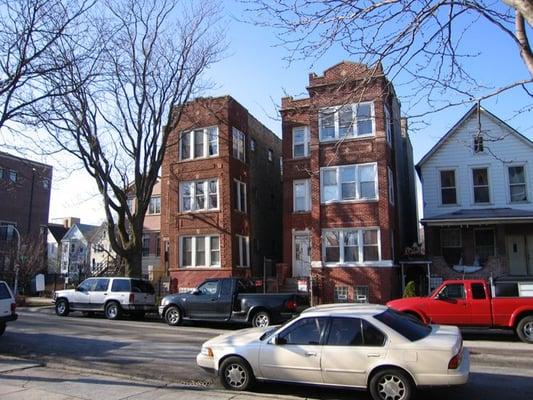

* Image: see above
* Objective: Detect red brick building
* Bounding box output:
[280,62,418,304]
[161,96,282,291]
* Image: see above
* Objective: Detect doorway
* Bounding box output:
[293,233,310,277]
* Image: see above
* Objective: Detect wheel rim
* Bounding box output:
[254,313,269,327]
[225,363,247,388]
[377,374,407,400]
[167,309,180,324]
[107,305,118,318]
[523,321,533,340]
[57,302,65,314]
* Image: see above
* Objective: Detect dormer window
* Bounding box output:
[473,135,484,153]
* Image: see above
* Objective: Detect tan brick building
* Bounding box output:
[161,96,282,291]
[279,62,418,304]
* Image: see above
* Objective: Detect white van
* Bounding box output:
[0,280,17,335]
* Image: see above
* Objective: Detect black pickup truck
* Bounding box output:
[158,278,308,327]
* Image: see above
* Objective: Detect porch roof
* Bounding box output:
[421,207,533,226]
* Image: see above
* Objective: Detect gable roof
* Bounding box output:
[62,223,99,242]
[47,224,69,243]
[416,105,533,175]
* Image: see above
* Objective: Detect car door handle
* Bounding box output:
[367,353,381,358]
[305,352,317,357]
[103,293,108,295]
[210,298,216,301]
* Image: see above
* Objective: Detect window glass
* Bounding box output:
[319,111,335,140]
[148,197,161,214]
[182,237,192,266]
[198,280,218,295]
[344,231,359,262]
[356,103,373,135]
[196,237,206,265]
[208,180,218,209]
[0,282,12,300]
[334,286,349,303]
[195,182,205,209]
[131,280,155,294]
[324,231,340,262]
[471,283,486,300]
[210,236,220,265]
[78,278,97,292]
[220,279,232,296]
[374,309,431,342]
[278,317,327,345]
[194,129,204,158]
[293,127,308,157]
[363,230,379,261]
[440,228,462,265]
[111,279,130,292]
[440,284,465,299]
[359,165,376,198]
[327,317,363,346]
[474,229,494,266]
[232,128,246,162]
[322,169,337,202]
[440,170,457,204]
[362,319,386,346]
[208,127,218,156]
[341,166,356,200]
[338,106,353,138]
[181,131,190,160]
[509,166,527,202]
[93,279,109,292]
[473,168,490,203]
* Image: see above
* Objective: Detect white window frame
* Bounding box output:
[320,163,378,203]
[234,179,247,212]
[236,234,249,268]
[471,166,491,204]
[387,167,395,205]
[384,106,392,145]
[322,228,381,266]
[439,168,458,206]
[232,127,246,162]
[147,196,161,214]
[179,235,221,268]
[8,170,17,183]
[318,102,375,142]
[507,164,528,203]
[292,126,310,158]
[293,179,311,212]
[179,179,219,213]
[179,126,218,160]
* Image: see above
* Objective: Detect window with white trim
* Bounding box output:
[384,106,392,144]
[234,179,247,212]
[236,235,249,267]
[148,197,161,214]
[180,126,218,160]
[388,167,394,205]
[355,286,369,303]
[472,168,490,203]
[321,163,377,203]
[334,286,349,303]
[293,179,311,212]
[508,166,527,202]
[180,179,218,212]
[319,102,374,141]
[440,170,457,205]
[322,228,380,264]
[232,128,246,162]
[293,126,310,158]
[180,235,220,268]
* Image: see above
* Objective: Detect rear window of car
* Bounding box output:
[374,309,431,342]
[0,282,12,300]
[131,280,154,294]
[111,279,131,292]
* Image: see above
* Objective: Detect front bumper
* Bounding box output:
[196,352,216,374]
[0,313,18,323]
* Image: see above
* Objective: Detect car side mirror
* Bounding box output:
[191,289,201,295]
[436,292,447,300]
[75,286,82,292]
[272,335,287,345]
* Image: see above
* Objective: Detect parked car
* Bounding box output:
[387,276,533,343]
[159,277,308,327]
[53,277,156,320]
[0,280,17,336]
[197,304,469,400]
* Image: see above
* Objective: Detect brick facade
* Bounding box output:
[161,96,282,291]
[280,62,417,304]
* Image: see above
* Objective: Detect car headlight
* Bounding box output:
[160,297,170,306]
[201,347,213,357]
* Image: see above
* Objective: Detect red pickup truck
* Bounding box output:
[387,277,533,343]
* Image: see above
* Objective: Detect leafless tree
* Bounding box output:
[0,0,94,130]
[30,0,224,277]
[245,1,533,115]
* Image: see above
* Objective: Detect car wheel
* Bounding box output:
[516,315,533,343]
[0,322,5,336]
[55,299,70,317]
[164,306,182,326]
[219,356,255,391]
[251,311,270,327]
[369,368,414,400]
[105,301,122,320]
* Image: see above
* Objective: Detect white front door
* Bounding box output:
[293,234,310,277]
[508,235,528,275]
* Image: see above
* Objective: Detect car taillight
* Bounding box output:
[129,293,135,303]
[448,346,463,369]
[286,299,297,311]
[11,302,16,314]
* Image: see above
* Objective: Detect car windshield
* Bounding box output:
[374,309,432,342]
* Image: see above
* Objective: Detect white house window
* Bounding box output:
[180,179,219,212]
[440,170,457,205]
[322,228,380,264]
[180,235,220,268]
[293,126,310,158]
[321,163,377,203]
[293,179,311,212]
[319,102,374,141]
[387,167,394,205]
[355,286,369,303]
[236,235,249,267]
[473,135,484,153]
[440,228,462,265]
[334,286,349,303]
[384,106,392,144]
[148,197,161,214]
[508,166,527,202]
[472,168,490,203]
[234,179,247,212]
[8,170,17,183]
[180,126,218,160]
[232,127,246,162]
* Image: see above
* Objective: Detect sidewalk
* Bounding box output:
[0,356,296,400]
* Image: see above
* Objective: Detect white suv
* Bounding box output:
[53,277,156,320]
[0,280,17,335]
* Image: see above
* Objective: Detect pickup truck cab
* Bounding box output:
[387,277,533,343]
[159,278,308,327]
[0,280,17,336]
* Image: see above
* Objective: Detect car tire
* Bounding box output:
[105,301,122,320]
[164,306,182,326]
[0,322,5,336]
[369,368,414,400]
[219,356,255,391]
[516,315,533,343]
[251,310,270,328]
[55,299,70,317]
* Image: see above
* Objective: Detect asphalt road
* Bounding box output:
[1,309,533,399]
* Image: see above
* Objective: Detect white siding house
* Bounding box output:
[417,106,533,281]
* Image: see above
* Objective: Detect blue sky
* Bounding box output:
[48,0,533,224]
